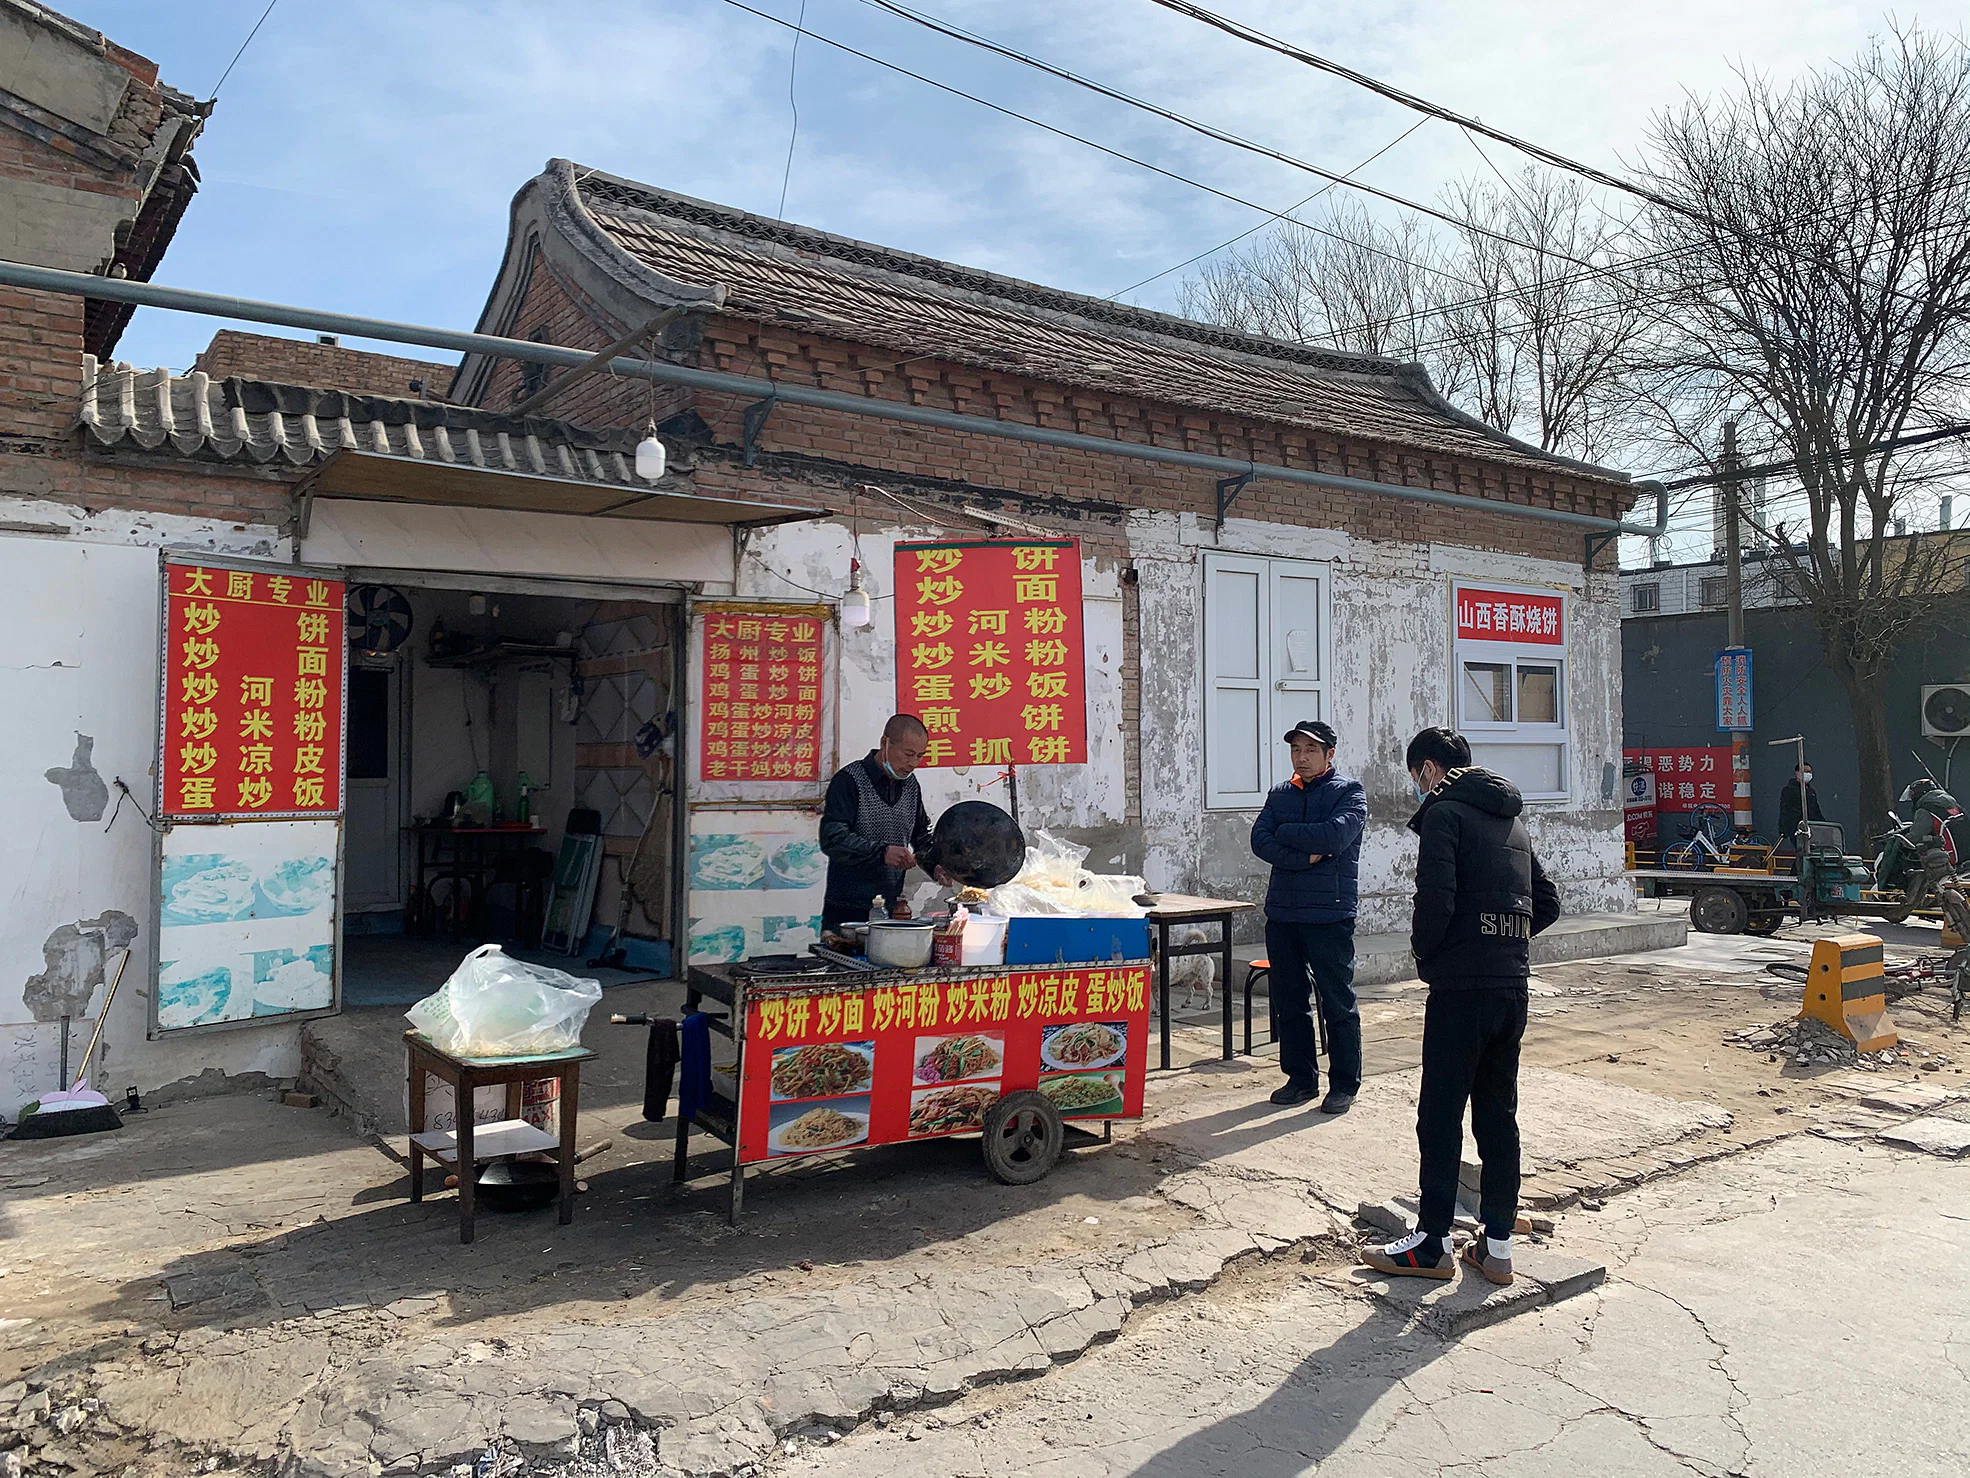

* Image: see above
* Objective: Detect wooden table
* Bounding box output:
[409,822,547,939]
[404,1031,593,1243]
[1146,894,1258,1069]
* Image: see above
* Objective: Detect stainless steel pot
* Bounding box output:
[866,920,935,969]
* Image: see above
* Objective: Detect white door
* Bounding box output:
[1202,553,1331,808]
[343,658,404,910]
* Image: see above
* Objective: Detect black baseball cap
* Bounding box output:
[1283,720,1338,748]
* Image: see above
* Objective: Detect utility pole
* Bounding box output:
[1721,419,1753,837]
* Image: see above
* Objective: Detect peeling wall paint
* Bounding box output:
[0,532,307,1118]
[1132,512,1628,936]
[43,731,108,820]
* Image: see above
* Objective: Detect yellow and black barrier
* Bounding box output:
[1799,934,1897,1052]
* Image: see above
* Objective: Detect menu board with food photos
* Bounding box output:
[736,964,1150,1163]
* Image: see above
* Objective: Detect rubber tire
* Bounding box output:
[1692,886,1749,935]
[981,1090,1064,1186]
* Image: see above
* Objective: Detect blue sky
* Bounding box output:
[68,0,1931,555]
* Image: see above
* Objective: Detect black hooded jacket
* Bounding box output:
[1407,768,1562,990]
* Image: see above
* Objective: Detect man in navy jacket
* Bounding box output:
[1249,720,1367,1112]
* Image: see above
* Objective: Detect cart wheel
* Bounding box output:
[981,1090,1064,1186]
[1691,886,1749,935]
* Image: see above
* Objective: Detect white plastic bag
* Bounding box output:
[405,944,603,1057]
[980,829,1149,917]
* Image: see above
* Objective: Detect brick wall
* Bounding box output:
[191,330,458,400]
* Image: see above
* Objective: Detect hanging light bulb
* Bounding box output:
[840,558,872,628]
[634,422,667,482]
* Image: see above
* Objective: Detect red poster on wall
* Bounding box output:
[892,539,1087,768]
[698,603,827,783]
[737,965,1149,1163]
[159,559,346,819]
[1456,587,1564,645]
[1624,746,1736,812]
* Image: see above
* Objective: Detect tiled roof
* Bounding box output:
[561,164,1627,488]
[78,356,658,489]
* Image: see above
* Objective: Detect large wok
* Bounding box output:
[919,801,1025,890]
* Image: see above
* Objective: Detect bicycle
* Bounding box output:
[1764,952,1959,1012]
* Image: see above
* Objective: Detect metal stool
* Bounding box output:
[1241,959,1329,1058]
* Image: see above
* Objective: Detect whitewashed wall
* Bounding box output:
[0,517,309,1118]
[1132,511,1629,935]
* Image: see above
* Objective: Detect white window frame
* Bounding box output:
[1202,552,1332,809]
[1451,580,1570,803]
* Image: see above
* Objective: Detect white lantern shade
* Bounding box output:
[635,432,667,481]
[840,586,872,628]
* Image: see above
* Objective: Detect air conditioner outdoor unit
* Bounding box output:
[1921,683,1970,738]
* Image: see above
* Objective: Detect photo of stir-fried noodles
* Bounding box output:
[1040,1073,1123,1111]
[772,1042,873,1099]
[1042,1021,1124,1068]
[909,1084,998,1136]
[914,1033,1002,1084]
[773,1106,865,1151]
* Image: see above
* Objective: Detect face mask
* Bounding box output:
[1412,775,1430,803]
[1801,771,1812,784]
[881,759,904,780]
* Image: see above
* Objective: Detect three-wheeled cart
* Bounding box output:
[1630,820,1923,935]
[674,954,1151,1220]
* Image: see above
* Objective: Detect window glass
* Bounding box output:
[1517,664,1560,725]
[1462,661,1512,724]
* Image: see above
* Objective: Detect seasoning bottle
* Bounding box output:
[868,895,887,924]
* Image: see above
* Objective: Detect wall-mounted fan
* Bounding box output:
[346,584,414,654]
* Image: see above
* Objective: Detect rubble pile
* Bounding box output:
[1727,1016,1953,1072]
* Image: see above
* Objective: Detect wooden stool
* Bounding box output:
[404,1031,594,1243]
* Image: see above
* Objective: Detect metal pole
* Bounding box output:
[0,258,1672,540]
[1722,419,1753,838]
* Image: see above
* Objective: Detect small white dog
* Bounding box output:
[1164,923,1220,1014]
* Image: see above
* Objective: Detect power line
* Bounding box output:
[858,0,1608,271]
[210,0,281,100]
[1106,117,1431,300]
[1143,0,1949,313]
[711,0,1491,294]
[776,0,809,219]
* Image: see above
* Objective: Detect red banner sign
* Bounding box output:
[739,965,1149,1163]
[893,539,1087,767]
[1624,746,1737,811]
[1456,586,1564,645]
[160,560,345,819]
[698,604,826,783]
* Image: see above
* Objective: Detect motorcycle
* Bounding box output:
[1874,810,1955,921]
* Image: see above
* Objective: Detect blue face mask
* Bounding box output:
[1413,775,1431,803]
[881,759,903,780]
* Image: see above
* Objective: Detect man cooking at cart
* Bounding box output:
[819,713,937,935]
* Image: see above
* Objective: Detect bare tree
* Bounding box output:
[1176,174,1645,464]
[1639,26,1970,843]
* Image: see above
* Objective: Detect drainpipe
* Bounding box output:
[2,258,1670,542]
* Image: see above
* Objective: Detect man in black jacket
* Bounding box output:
[1776,763,1824,847]
[1363,727,1561,1287]
[819,714,934,934]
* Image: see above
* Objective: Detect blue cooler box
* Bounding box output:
[1003,916,1151,967]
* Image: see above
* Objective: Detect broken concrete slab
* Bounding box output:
[1858,1084,1960,1116]
[1876,1116,1970,1158]
[1338,1243,1606,1338]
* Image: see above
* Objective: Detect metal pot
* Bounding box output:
[866,920,935,969]
[919,801,1025,890]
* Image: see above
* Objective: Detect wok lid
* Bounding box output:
[920,800,1025,890]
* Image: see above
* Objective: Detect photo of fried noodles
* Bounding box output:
[1041,1021,1125,1070]
[765,1097,871,1156]
[1040,1072,1124,1112]
[771,1042,874,1100]
[908,1084,999,1136]
[913,1033,1003,1085]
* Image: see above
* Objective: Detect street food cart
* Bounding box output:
[676,952,1151,1220]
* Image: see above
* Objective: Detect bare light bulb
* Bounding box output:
[634,424,667,481]
[840,559,872,628]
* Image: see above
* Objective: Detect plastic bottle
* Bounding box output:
[516,771,533,825]
[868,895,887,923]
[463,769,496,827]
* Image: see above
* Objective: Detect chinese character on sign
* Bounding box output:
[697,604,827,783]
[893,540,1087,767]
[159,561,344,818]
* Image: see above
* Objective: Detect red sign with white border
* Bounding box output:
[1456,587,1564,645]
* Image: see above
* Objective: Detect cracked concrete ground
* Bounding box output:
[4,923,1967,1476]
[779,1135,1970,1478]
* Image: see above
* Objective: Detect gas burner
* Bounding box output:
[730,952,871,981]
